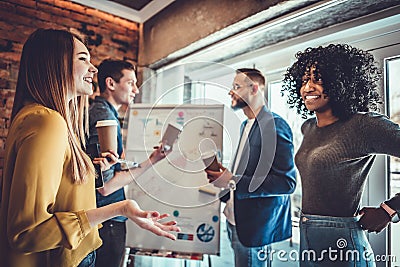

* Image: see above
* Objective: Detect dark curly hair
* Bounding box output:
[281,44,382,120]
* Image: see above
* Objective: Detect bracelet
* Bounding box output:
[380,202,397,218]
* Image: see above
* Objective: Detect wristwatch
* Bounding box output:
[380,202,399,223]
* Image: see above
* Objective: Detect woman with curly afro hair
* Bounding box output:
[282,44,400,266]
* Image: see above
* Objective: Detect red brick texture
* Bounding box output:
[0,0,140,172]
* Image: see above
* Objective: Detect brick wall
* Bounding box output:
[0,0,140,177]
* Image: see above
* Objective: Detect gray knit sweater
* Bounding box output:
[296,112,400,217]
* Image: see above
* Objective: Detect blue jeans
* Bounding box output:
[300,214,375,267]
[227,222,270,267]
[95,220,126,267]
[77,251,96,267]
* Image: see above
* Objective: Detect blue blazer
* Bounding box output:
[223,106,296,247]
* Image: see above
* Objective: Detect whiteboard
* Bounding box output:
[124,104,224,257]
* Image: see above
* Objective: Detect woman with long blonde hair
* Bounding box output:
[0,28,179,267]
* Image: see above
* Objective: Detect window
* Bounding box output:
[386,56,400,265]
[269,81,305,245]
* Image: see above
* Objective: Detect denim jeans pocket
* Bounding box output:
[77,251,96,267]
[301,222,376,267]
[352,230,375,267]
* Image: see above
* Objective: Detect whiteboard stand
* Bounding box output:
[124,104,224,260]
[121,247,130,267]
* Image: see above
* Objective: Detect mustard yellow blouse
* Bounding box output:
[0,104,102,267]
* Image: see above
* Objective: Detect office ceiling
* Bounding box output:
[71,0,174,23]
[108,0,152,11]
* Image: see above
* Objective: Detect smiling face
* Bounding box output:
[300,66,331,114]
[112,69,139,106]
[72,38,97,99]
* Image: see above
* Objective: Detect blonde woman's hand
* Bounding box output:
[122,200,180,240]
[92,150,119,171]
